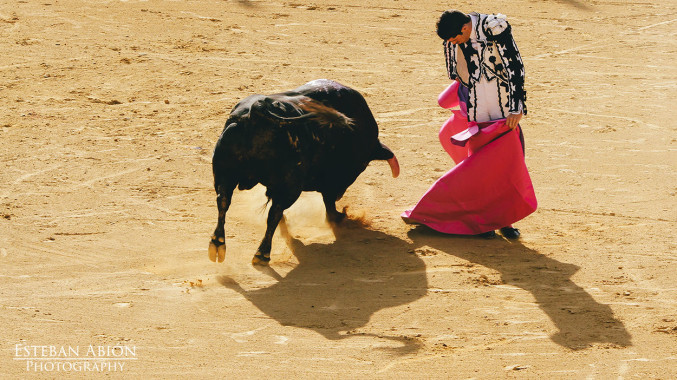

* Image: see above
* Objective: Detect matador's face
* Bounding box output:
[447,22,472,45]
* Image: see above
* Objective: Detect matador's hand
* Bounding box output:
[506,112,523,129]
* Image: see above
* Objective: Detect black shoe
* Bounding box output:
[500,227,521,239]
[477,230,496,239]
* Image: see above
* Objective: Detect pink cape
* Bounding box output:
[401,83,537,234]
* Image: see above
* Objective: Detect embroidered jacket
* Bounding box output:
[443,13,527,121]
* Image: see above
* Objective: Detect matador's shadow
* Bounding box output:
[407,226,632,350]
[218,218,427,354]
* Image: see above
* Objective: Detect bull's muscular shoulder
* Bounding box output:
[231,93,305,120]
[295,79,347,93]
[292,79,354,99]
[229,94,263,118]
[231,80,357,118]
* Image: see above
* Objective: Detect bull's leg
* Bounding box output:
[322,191,346,224]
[251,203,284,265]
[209,182,235,263]
[252,190,301,266]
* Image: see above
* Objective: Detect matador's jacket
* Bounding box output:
[443,13,527,122]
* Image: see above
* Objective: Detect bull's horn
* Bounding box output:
[373,142,400,178]
[388,156,400,178]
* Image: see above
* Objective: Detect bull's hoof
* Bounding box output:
[327,211,346,224]
[252,252,270,266]
[208,237,226,263]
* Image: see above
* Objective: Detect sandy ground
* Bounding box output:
[1,0,676,378]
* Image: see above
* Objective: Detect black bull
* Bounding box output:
[209,79,400,265]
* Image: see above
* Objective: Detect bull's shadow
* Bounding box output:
[218,218,428,354]
[555,0,593,10]
[407,226,632,350]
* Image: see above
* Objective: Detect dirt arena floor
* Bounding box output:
[1,0,676,378]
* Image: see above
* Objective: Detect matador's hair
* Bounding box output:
[436,10,471,40]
